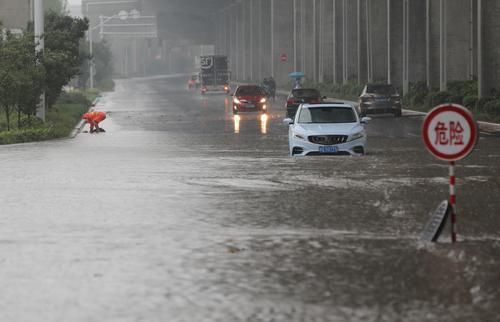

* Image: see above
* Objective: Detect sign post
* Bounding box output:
[422,104,478,242]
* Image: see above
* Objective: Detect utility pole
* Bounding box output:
[293,0,297,72]
[301,0,306,74]
[343,0,348,84]
[477,0,484,97]
[313,0,317,82]
[426,0,430,88]
[333,0,337,84]
[271,0,275,78]
[387,0,391,84]
[357,0,361,84]
[439,0,447,91]
[34,0,45,122]
[366,0,373,83]
[250,0,254,81]
[403,0,409,95]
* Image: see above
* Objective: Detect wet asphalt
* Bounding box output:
[0,76,499,322]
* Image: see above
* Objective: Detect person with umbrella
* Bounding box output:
[289,71,305,89]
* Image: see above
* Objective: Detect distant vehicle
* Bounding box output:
[199,55,230,94]
[284,103,370,156]
[358,84,402,117]
[232,85,268,115]
[285,88,324,118]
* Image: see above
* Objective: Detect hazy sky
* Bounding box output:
[67,0,81,5]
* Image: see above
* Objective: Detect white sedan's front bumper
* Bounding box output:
[289,136,366,156]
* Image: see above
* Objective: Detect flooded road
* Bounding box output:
[0,76,499,321]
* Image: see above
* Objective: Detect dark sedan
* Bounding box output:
[358,84,402,117]
[285,88,323,118]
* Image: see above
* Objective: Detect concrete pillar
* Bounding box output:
[242,1,248,81]
[333,0,343,84]
[402,0,409,94]
[275,0,294,85]
[389,0,403,90]
[271,0,275,79]
[250,0,254,81]
[428,0,441,89]
[320,0,335,83]
[446,0,471,82]
[369,0,388,83]
[481,0,500,95]
[293,0,298,72]
[342,0,359,83]
[439,0,448,91]
[409,0,427,86]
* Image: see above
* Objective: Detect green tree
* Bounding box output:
[0,32,45,130]
[43,12,89,108]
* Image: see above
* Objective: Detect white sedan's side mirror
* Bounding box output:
[283,118,294,125]
[361,117,371,124]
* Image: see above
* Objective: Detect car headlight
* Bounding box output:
[294,134,306,141]
[348,131,365,142]
[260,97,267,103]
[233,97,241,104]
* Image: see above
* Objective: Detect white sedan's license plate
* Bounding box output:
[319,146,338,153]
[245,104,255,108]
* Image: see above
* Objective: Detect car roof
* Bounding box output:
[300,103,354,109]
[237,84,261,89]
[290,88,321,95]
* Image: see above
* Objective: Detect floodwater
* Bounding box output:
[0,76,499,321]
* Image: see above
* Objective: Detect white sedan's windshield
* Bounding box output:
[298,107,357,124]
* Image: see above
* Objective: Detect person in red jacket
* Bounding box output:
[82,111,107,133]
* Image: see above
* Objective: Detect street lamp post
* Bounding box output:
[85,0,138,89]
[88,10,145,89]
[34,0,45,121]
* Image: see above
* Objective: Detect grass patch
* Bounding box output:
[0,91,94,145]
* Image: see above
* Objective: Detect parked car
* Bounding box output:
[285,88,324,118]
[284,103,370,156]
[358,84,402,117]
[232,85,268,114]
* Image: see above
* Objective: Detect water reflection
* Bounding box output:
[260,113,268,134]
[234,115,240,134]
[231,113,269,134]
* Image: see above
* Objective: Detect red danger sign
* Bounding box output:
[422,104,478,161]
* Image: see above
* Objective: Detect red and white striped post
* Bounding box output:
[449,161,457,243]
[422,104,478,243]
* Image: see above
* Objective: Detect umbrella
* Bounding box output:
[289,71,305,78]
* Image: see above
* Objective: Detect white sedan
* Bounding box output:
[284,103,370,156]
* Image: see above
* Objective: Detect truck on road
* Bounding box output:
[199,55,230,95]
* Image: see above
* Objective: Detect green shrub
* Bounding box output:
[448,80,478,97]
[426,91,452,108]
[476,96,496,111]
[403,82,428,109]
[482,100,500,116]
[412,91,428,107]
[0,127,55,145]
[450,95,464,105]
[463,95,478,109]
